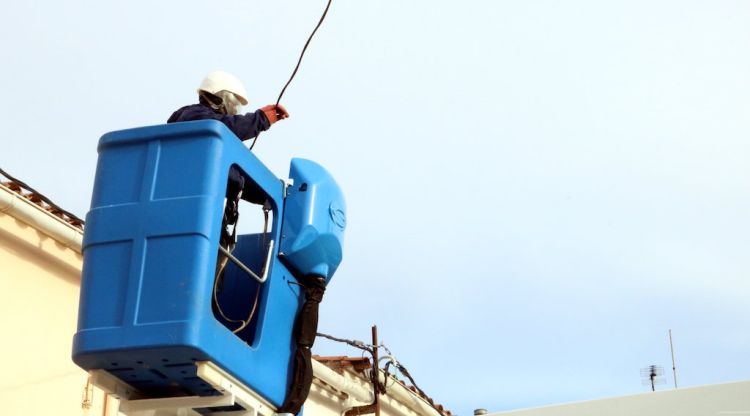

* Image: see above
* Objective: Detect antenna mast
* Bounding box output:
[669,329,678,388]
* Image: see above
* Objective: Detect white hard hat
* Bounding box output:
[198,71,249,105]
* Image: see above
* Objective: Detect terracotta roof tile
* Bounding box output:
[313,355,372,374]
[1,178,84,230]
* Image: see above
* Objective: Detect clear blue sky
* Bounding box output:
[1,1,749,414]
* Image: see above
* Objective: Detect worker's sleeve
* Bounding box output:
[216,110,272,141]
[168,105,271,141]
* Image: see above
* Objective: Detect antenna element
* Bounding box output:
[640,365,665,391]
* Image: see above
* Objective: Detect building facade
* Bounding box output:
[0,179,448,416]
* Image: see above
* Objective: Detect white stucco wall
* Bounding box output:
[0,187,110,415]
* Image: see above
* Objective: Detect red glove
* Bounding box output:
[261,104,290,124]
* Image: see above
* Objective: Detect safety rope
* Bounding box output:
[249,0,333,150]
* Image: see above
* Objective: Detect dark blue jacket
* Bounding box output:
[167,104,271,141]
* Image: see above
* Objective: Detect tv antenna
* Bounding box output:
[641,365,665,391]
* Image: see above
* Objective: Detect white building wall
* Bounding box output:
[0,185,108,415]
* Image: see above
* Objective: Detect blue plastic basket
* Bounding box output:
[73,121,299,405]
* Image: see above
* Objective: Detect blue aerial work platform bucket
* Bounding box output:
[72,120,346,408]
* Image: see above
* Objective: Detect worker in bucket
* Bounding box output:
[168,70,289,139]
[167,71,287,305]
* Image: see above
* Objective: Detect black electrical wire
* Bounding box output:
[392,361,430,403]
[382,359,394,393]
[249,0,333,150]
[274,0,333,110]
[316,332,373,352]
[0,167,85,225]
[316,332,444,414]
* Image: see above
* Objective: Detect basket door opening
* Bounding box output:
[211,165,274,344]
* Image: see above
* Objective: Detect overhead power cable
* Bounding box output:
[316,332,374,352]
[390,361,429,402]
[249,0,334,150]
[316,332,442,414]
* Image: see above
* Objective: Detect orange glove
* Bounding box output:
[261,104,290,125]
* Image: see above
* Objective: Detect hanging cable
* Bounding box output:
[249,0,333,150]
[316,333,443,414]
[316,332,374,353]
[391,361,429,402]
